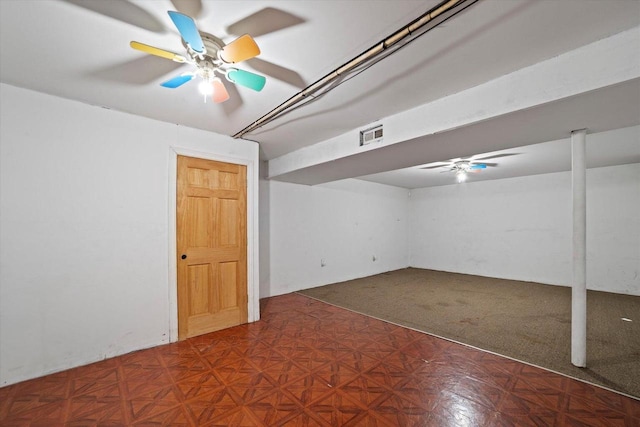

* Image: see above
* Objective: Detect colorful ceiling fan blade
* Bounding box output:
[212,78,230,103]
[130,41,187,62]
[219,34,260,63]
[470,163,487,169]
[227,69,266,91]
[161,73,195,88]
[167,11,205,53]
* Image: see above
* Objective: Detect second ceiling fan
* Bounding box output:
[421,153,519,183]
[130,10,266,103]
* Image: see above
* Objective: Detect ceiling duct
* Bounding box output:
[360,124,383,146]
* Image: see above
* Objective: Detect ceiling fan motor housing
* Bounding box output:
[453,161,472,172]
[184,33,225,59]
[184,33,227,81]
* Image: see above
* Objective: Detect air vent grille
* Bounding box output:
[360,124,383,146]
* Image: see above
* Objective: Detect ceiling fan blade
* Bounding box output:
[167,11,205,54]
[220,34,260,64]
[61,0,164,33]
[161,73,195,88]
[170,0,202,18]
[470,163,487,169]
[212,78,230,103]
[90,56,185,85]
[246,58,306,89]
[226,69,266,92]
[473,153,520,161]
[130,41,187,63]
[221,82,244,116]
[226,7,305,38]
[420,163,449,169]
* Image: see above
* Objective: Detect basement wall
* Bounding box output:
[260,179,410,297]
[0,84,259,386]
[1,84,637,388]
[408,163,640,295]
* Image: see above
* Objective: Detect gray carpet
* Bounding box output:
[298,268,640,398]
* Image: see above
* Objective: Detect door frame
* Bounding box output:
[168,146,259,342]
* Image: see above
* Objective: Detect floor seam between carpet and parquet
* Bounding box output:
[297,292,640,404]
[1,292,639,426]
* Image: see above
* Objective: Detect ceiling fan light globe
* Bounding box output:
[198,80,214,96]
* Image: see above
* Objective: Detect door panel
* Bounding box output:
[177,155,247,339]
[218,199,239,246]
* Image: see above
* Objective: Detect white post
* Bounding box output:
[571,129,587,367]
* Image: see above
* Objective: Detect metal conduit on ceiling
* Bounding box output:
[233,0,481,140]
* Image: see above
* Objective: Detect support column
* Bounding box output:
[571,129,587,367]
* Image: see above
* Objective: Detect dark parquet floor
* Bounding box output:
[1,293,639,426]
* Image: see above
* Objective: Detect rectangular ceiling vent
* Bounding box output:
[359,124,383,146]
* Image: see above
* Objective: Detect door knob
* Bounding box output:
[181,254,187,260]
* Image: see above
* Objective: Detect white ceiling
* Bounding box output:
[1,0,639,188]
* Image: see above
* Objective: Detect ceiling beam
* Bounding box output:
[267,26,640,185]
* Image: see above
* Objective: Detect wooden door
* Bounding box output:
[176,155,247,339]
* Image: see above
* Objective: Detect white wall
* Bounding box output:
[261,160,638,299]
[0,84,259,386]
[2,84,637,387]
[409,163,640,295]
[587,164,640,294]
[261,179,409,297]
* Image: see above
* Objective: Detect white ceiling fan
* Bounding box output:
[421,153,520,183]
